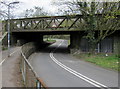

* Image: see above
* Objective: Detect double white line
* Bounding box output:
[50,40,110,89]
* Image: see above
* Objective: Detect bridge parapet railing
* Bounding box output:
[10,15,85,31]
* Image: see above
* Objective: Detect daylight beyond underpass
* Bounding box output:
[28,39,118,88]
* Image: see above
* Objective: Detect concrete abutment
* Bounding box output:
[2,33,17,46]
[69,33,83,53]
[12,32,44,46]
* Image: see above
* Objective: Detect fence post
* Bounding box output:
[21,57,26,86]
[36,80,41,89]
[23,60,26,86]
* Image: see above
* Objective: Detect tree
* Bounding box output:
[0,2,7,19]
[53,1,120,53]
[21,6,49,18]
[33,7,48,17]
[83,2,120,53]
[24,9,34,17]
[0,1,20,20]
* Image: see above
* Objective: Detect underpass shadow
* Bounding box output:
[37,44,70,54]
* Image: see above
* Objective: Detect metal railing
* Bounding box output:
[21,49,47,88]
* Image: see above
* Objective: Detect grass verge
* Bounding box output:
[2,46,8,51]
[44,38,56,43]
[73,53,120,71]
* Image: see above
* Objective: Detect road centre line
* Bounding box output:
[49,40,110,89]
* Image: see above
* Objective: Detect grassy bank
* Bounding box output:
[2,46,8,51]
[73,53,120,71]
[44,38,56,43]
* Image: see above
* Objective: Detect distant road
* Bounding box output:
[29,39,118,88]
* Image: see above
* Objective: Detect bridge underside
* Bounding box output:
[12,30,81,35]
[2,14,119,53]
[10,30,120,54]
[11,30,83,47]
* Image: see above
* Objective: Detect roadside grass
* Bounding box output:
[73,53,120,71]
[2,46,8,51]
[68,40,70,45]
[44,38,56,43]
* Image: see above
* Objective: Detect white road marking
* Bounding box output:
[9,49,19,56]
[0,49,20,66]
[49,40,110,89]
[0,58,6,66]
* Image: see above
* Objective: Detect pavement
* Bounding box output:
[1,47,22,87]
[29,39,119,88]
[0,20,2,87]
[0,22,2,38]
[0,22,22,87]
[0,45,2,88]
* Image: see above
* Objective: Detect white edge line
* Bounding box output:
[0,48,20,66]
[50,53,101,87]
[49,40,109,88]
[0,58,6,66]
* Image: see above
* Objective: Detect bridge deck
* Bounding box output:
[2,14,119,32]
[11,30,81,35]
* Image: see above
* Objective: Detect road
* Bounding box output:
[29,39,118,88]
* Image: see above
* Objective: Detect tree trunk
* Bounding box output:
[89,42,97,54]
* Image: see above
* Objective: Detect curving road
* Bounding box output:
[29,39,118,88]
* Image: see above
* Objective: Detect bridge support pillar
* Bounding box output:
[69,33,83,53]
[2,33,17,46]
[34,35,43,43]
[11,34,17,46]
[14,34,43,46]
[17,39,28,46]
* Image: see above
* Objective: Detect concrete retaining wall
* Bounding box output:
[20,42,51,87]
[21,42,37,59]
[20,42,37,87]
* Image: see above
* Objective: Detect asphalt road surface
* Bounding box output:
[29,39,119,88]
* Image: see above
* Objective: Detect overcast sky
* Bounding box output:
[17,0,58,13]
[1,0,119,18]
[1,0,60,17]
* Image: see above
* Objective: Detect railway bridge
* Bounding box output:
[2,14,120,53]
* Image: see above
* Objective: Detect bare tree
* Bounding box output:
[33,6,48,17]
[0,2,7,19]
[21,6,49,18]
[0,1,20,20]
[53,0,120,53]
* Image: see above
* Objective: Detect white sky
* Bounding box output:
[1,0,60,17]
[1,0,119,18]
[18,0,58,13]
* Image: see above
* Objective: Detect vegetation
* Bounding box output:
[74,53,120,71]
[0,1,50,19]
[117,42,120,58]
[44,35,70,40]
[23,6,49,18]
[0,2,7,19]
[0,1,20,20]
[2,46,7,50]
[43,38,56,43]
[53,1,120,53]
